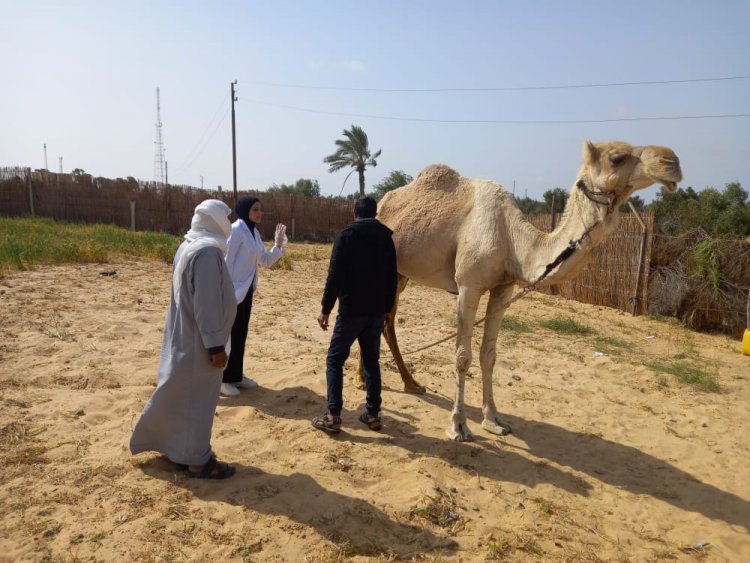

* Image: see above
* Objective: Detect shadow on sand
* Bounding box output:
[421,390,750,532]
[229,383,750,532]
[137,458,455,558]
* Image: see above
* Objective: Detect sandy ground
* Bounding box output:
[0,242,748,562]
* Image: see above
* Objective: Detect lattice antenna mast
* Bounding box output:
[153,87,166,188]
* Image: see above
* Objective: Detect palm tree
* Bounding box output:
[323,125,381,197]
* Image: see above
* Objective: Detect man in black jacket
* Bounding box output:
[312,196,397,434]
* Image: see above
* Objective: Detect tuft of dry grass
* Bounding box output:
[482,532,547,560]
[0,422,48,466]
[284,242,331,262]
[36,313,76,342]
[232,540,264,561]
[409,487,464,534]
[270,254,293,271]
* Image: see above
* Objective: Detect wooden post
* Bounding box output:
[628,201,647,315]
[130,201,136,231]
[230,80,238,213]
[549,205,560,295]
[26,168,34,217]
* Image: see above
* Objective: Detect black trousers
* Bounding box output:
[223,289,254,383]
[326,314,384,417]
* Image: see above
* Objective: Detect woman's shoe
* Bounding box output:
[220,383,240,397]
[236,376,258,389]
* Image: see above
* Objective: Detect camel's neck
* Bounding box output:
[511,185,617,285]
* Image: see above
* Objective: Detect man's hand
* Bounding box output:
[209,350,228,368]
[317,312,329,331]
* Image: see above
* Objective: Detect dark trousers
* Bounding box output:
[223,289,254,383]
[326,314,384,417]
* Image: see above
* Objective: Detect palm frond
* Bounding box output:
[323,124,382,183]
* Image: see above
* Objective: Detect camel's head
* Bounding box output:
[579,140,682,209]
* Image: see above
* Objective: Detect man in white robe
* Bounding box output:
[130,199,238,479]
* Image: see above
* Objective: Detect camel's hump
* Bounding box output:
[413,163,460,192]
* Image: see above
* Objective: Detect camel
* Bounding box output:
[371,140,682,441]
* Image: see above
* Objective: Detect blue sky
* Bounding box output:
[1,0,748,202]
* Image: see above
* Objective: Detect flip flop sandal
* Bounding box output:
[185,457,236,480]
[359,412,382,431]
[312,414,342,435]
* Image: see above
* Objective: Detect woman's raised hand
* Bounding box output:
[274,223,288,247]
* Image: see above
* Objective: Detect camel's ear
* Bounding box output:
[581,140,598,166]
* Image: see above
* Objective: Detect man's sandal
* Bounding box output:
[185,456,236,479]
[312,414,342,435]
[358,412,382,431]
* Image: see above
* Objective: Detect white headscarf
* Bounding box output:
[172,199,232,303]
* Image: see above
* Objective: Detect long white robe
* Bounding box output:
[130,243,237,466]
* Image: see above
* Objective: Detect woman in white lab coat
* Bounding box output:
[221,196,286,396]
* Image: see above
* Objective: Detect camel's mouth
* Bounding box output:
[640,146,682,192]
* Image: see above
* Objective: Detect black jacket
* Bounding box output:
[321,218,397,316]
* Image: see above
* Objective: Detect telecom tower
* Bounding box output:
[153,87,166,188]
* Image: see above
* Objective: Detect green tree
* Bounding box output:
[371,170,413,200]
[649,182,749,236]
[268,178,320,198]
[323,124,381,197]
[514,196,547,215]
[543,188,568,214]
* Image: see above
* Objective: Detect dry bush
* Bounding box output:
[649,230,749,337]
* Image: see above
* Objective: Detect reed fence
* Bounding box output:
[526,212,654,315]
[0,166,672,317]
[0,167,352,241]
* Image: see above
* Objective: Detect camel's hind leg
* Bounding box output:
[384,275,426,394]
[355,275,426,394]
[479,285,513,436]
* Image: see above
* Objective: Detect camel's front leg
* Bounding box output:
[447,286,482,442]
[479,286,513,436]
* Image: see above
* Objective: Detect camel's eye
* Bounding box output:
[610,153,628,166]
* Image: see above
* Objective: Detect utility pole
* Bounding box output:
[200,175,204,190]
[43,144,48,170]
[59,157,63,173]
[230,80,238,210]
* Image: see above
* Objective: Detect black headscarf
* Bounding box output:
[235,196,259,234]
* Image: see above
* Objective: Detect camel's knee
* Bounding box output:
[455,347,471,373]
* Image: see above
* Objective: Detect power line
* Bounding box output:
[175,107,230,173]
[244,74,750,93]
[174,93,230,172]
[237,97,750,124]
